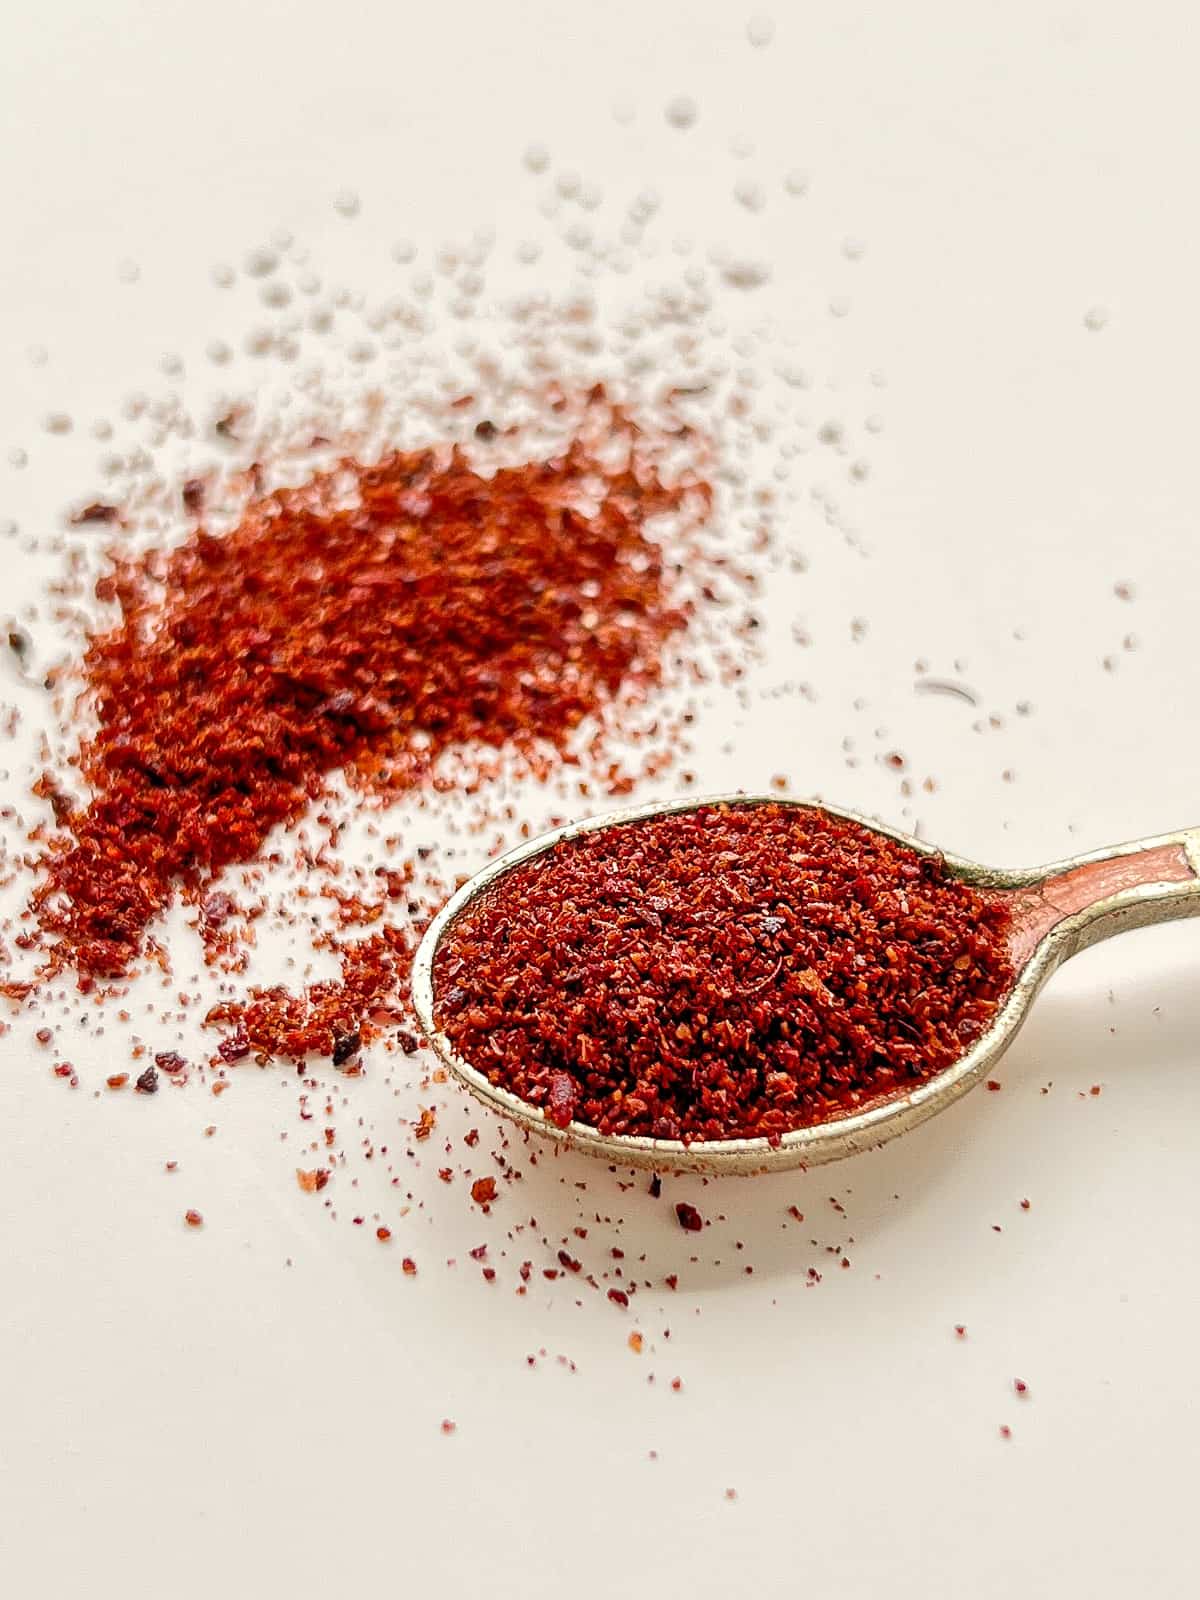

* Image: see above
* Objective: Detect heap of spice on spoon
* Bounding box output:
[413,795,1200,1172]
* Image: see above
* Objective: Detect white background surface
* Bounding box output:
[3,3,1199,1595]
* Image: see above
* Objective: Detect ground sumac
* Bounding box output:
[29,397,709,982]
[433,803,1015,1141]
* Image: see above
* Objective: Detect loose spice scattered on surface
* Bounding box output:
[25,397,710,988]
[435,803,1014,1141]
[206,926,412,1063]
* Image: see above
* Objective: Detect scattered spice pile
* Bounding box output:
[434,803,1015,1142]
[26,396,711,985]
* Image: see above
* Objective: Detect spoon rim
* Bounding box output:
[409,792,1172,1172]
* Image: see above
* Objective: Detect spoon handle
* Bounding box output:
[1008,829,1200,968]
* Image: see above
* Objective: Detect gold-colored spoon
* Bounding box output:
[411,794,1200,1174]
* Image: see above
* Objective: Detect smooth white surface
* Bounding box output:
[2,4,1199,1595]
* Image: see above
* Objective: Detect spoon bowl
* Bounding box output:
[411,794,1200,1173]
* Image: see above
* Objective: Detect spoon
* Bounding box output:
[411,794,1200,1173]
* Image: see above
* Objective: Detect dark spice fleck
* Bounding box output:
[201,891,236,927]
[331,1029,361,1067]
[675,1202,703,1232]
[135,1065,159,1094]
[70,502,120,526]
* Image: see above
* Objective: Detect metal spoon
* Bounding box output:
[411,794,1200,1174]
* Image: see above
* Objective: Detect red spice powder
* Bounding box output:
[206,926,411,1063]
[433,803,1014,1142]
[27,395,709,984]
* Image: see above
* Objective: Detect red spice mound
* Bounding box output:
[30,399,709,981]
[433,803,1015,1142]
